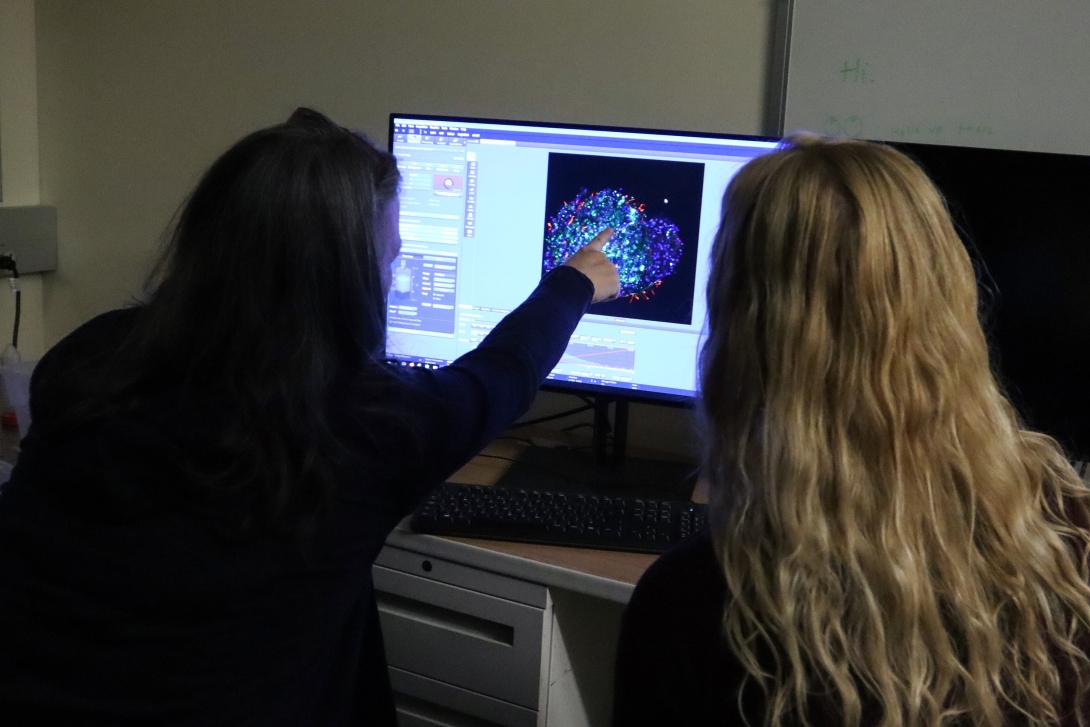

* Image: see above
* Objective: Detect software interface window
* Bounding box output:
[387,117,777,397]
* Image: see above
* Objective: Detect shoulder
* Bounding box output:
[30,307,142,423]
[625,529,726,632]
[36,307,141,373]
[63,307,141,343]
[613,531,745,726]
[618,530,726,667]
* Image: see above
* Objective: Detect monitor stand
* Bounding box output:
[493,397,699,502]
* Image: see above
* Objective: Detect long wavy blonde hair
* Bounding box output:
[701,136,1090,727]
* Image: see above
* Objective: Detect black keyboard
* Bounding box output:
[410,482,707,554]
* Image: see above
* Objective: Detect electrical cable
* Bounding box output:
[494,435,538,447]
[508,403,594,430]
[475,453,593,487]
[12,284,19,350]
[0,255,19,350]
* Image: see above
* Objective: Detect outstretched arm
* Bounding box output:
[397,229,619,510]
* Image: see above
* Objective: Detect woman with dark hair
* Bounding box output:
[612,137,1090,727]
[0,109,619,725]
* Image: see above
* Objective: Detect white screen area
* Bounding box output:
[386,117,778,399]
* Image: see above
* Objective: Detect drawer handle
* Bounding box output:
[376,591,515,646]
[395,692,506,727]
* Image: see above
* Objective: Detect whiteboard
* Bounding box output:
[781,0,1090,156]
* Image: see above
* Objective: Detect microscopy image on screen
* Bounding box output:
[541,153,705,325]
[545,188,684,298]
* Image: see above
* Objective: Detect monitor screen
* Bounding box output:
[386,114,779,401]
[890,142,1090,460]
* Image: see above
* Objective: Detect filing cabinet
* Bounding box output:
[373,545,554,727]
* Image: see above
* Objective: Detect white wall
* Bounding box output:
[0,0,45,361]
[34,0,776,454]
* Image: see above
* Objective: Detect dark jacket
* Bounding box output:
[0,266,593,726]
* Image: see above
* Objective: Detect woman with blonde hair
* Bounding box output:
[613,137,1090,727]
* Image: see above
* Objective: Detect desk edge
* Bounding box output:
[385,519,636,605]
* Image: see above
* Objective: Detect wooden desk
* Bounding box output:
[376,430,701,727]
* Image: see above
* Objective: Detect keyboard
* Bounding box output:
[410,482,707,554]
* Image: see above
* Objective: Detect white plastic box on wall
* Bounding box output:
[0,206,57,274]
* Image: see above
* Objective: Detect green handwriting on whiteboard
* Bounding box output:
[839,59,874,84]
[957,123,995,136]
[822,115,864,137]
[892,123,995,138]
[892,125,944,138]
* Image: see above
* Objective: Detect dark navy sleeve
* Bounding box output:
[399,265,593,499]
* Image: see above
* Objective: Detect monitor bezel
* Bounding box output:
[387,112,780,405]
[388,112,780,157]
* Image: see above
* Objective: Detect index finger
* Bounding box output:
[585,228,613,252]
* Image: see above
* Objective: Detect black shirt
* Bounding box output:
[613,530,1089,727]
[612,530,755,727]
[614,531,891,726]
[0,266,593,725]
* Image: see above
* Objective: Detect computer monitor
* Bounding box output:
[385,114,779,404]
[889,142,1090,461]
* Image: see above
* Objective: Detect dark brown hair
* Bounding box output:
[38,109,405,535]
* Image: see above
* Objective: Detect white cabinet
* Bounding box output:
[373,544,625,727]
[374,545,553,726]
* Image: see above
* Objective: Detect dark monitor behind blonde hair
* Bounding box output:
[701,136,1090,727]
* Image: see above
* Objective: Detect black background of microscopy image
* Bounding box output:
[542,152,706,325]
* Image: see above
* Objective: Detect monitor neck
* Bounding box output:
[593,397,629,468]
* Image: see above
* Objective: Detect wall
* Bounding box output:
[34,0,775,454]
[0,0,46,361]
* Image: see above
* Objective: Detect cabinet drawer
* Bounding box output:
[376,546,547,608]
[390,667,537,727]
[374,565,545,709]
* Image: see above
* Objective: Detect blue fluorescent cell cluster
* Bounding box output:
[543,188,684,299]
